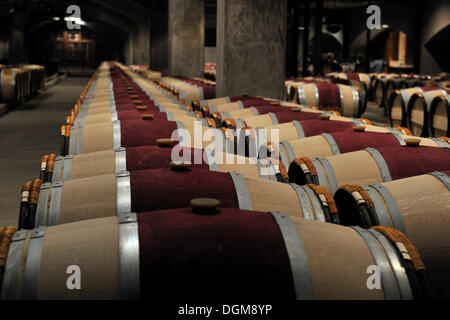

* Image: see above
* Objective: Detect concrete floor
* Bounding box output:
[361,101,389,127]
[0,77,89,227]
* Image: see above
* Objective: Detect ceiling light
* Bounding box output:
[64,17,86,25]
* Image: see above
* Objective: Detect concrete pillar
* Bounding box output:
[216,0,287,99]
[302,0,311,77]
[124,34,134,65]
[286,0,300,77]
[168,0,205,77]
[9,0,29,64]
[150,0,169,70]
[313,0,323,75]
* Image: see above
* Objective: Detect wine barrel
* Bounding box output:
[331,77,368,115]
[334,171,450,299]
[31,168,336,226]
[384,78,409,107]
[212,104,296,123]
[288,145,450,195]
[195,95,259,109]
[51,146,279,183]
[214,103,323,124]
[225,110,323,129]
[225,110,371,130]
[160,77,205,103]
[295,82,362,117]
[22,65,45,95]
[330,72,371,91]
[201,98,273,117]
[175,77,216,100]
[429,94,450,137]
[406,88,450,137]
[274,130,449,170]
[67,119,221,155]
[249,118,405,147]
[285,80,312,102]
[1,68,22,103]
[73,109,202,127]
[388,87,440,128]
[1,208,429,299]
[373,78,389,108]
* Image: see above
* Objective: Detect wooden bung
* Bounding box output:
[190,198,220,210]
[405,138,421,147]
[169,161,192,170]
[157,138,173,147]
[353,126,366,132]
[142,114,154,120]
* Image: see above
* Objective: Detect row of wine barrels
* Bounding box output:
[193,94,258,110]
[130,67,162,80]
[159,77,208,104]
[67,119,227,155]
[61,63,448,302]
[175,76,216,100]
[328,72,371,91]
[294,82,362,117]
[66,66,215,155]
[32,167,337,227]
[334,171,450,299]
[50,146,281,183]
[73,108,200,127]
[210,101,320,123]
[3,61,439,300]
[288,145,450,195]
[200,97,276,117]
[247,118,408,145]
[272,130,449,171]
[71,63,412,162]
[389,87,437,127]
[1,68,28,103]
[0,65,45,104]
[222,108,340,129]
[2,206,429,299]
[372,74,448,108]
[430,95,450,137]
[191,76,216,86]
[407,88,450,137]
[388,87,450,137]
[71,75,379,158]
